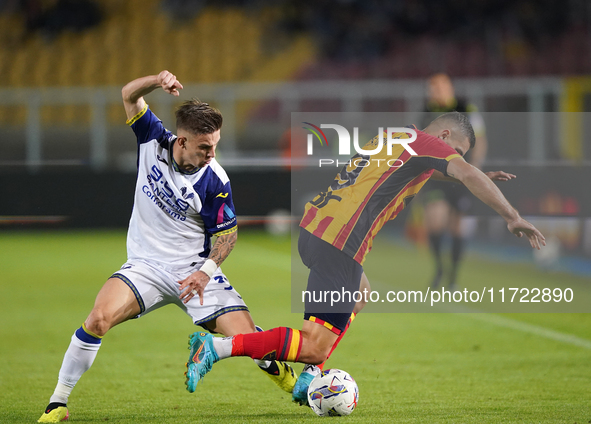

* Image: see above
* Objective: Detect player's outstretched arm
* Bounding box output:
[446,157,546,250]
[179,231,238,305]
[484,171,516,181]
[121,70,183,121]
[431,169,516,183]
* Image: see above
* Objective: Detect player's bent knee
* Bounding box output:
[299,337,332,365]
[309,352,330,365]
[302,347,331,365]
[85,311,113,337]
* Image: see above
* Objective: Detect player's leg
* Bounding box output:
[202,309,256,335]
[304,272,370,376]
[424,197,450,288]
[318,272,371,366]
[185,317,343,393]
[39,277,141,423]
[353,272,371,315]
[292,227,361,367]
[317,272,371,369]
[292,273,371,404]
[200,310,298,393]
[188,312,348,400]
[182,271,299,394]
[84,277,143,336]
[183,229,358,392]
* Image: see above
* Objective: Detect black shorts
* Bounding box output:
[422,180,471,213]
[298,228,363,333]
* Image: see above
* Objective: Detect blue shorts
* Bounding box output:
[298,228,363,333]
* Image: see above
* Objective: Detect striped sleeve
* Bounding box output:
[193,167,238,236]
[410,131,462,176]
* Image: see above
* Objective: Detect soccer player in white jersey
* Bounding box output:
[38,70,297,423]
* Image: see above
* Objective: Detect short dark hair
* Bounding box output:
[175,99,223,135]
[430,111,476,149]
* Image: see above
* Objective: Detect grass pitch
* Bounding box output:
[0,229,590,423]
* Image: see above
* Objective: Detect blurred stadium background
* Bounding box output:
[1,0,591,269]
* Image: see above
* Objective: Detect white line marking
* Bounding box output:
[467,313,591,350]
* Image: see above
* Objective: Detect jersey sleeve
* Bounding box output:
[126,104,174,148]
[411,131,462,176]
[199,179,238,236]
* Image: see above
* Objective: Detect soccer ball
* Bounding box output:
[307,369,359,417]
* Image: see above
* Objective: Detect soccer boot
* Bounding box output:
[38,403,69,423]
[261,360,298,393]
[185,331,219,393]
[292,364,321,406]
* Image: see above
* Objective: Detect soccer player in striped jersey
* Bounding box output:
[183,112,546,403]
[38,71,297,423]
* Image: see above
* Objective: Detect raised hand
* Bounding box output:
[157,70,184,97]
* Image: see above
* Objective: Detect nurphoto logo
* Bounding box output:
[302,122,417,167]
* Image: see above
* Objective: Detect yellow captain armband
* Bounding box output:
[126,103,148,126]
[213,226,237,237]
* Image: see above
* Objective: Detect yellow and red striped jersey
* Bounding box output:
[300,127,461,265]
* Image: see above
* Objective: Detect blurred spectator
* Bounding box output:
[160,0,207,22]
[419,73,488,291]
[27,0,102,40]
[276,0,578,64]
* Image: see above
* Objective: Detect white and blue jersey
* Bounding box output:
[125,104,237,268]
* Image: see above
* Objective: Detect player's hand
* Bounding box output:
[157,70,183,97]
[507,217,546,250]
[485,171,516,181]
[178,270,211,305]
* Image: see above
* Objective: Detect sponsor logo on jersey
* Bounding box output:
[216,203,235,225]
[143,165,191,221]
[216,217,236,229]
[216,192,229,198]
[181,186,195,200]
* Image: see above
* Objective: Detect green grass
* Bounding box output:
[0,229,590,423]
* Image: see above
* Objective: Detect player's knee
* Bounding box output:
[301,347,330,365]
[85,311,111,337]
[308,350,330,365]
[300,337,332,365]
